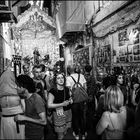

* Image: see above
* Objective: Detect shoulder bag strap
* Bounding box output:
[108,113,126,132]
[71,74,80,83]
[77,74,85,89]
[70,75,77,83]
[108,113,115,129]
[70,74,86,91]
[78,73,80,83]
[43,75,47,80]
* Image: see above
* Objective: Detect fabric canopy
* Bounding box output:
[56,1,85,39]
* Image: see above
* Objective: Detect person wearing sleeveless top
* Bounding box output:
[96,85,127,139]
[48,72,73,140]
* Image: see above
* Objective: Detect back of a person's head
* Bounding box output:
[85,65,92,73]
[32,64,41,72]
[32,64,39,70]
[74,65,81,74]
[17,75,36,93]
[131,79,140,90]
[39,64,46,72]
[104,85,124,113]
[67,65,73,75]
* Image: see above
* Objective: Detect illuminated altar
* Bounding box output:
[11,4,60,67]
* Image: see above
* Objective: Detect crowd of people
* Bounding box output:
[0,61,140,140]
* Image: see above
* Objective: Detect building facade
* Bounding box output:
[56,1,140,79]
[0,0,62,75]
[91,1,140,77]
[0,1,13,74]
[1,1,140,77]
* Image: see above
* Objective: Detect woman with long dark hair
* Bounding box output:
[47,72,73,140]
[115,73,128,105]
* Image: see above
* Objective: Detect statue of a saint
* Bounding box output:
[33,48,40,65]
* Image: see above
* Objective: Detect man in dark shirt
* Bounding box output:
[15,75,47,139]
[32,65,48,102]
[84,65,97,131]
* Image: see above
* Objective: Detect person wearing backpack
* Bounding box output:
[32,65,49,138]
[66,65,87,140]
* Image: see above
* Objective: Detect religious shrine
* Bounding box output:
[11,3,60,75]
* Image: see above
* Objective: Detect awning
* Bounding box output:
[56,1,85,39]
[65,1,85,32]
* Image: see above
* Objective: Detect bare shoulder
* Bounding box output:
[102,111,110,119]
[120,106,127,113]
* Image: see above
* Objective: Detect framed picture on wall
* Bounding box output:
[73,47,89,72]
[97,44,111,66]
[118,29,129,46]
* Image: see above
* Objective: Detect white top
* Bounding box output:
[66,73,86,89]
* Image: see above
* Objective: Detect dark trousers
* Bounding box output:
[86,100,96,130]
[72,102,87,135]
